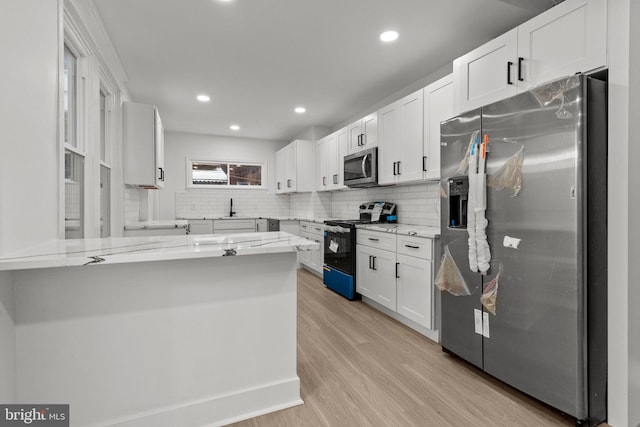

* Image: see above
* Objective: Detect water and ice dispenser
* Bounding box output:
[448,177,468,229]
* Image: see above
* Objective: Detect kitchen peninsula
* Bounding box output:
[0,232,317,427]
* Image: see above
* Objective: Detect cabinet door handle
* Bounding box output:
[507,61,514,85]
[368,237,379,242]
[423,156,427,172]
[277,182,281,190]
[287,179,292,188]
[397,161,401,175]
[369,255,373,269]
[158,167,164,181]
[333,174,338,184]
[323,176,326,186]
[314,227,322,232]
[361,133,366,146]
[372,256,377,271]
[518,57,524,81]
[404,244,420,249]
[396,262,399,279]
[393,162,397,176]
[357,134,362,146]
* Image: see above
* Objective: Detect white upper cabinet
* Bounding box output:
[378,89,424,185]
[516,0,606,91]
[396,89,424,183]
[377,101,399,185]
[123,102,165,189]
[347,112,378,153]
[423,74,453,181]
[453,0,606,114]
[275,139,314,194]
[453,28,518,114]
[315,135,331,191]
[316,129,347,191]
[332,127,348,190]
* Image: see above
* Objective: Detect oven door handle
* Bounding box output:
[361,154,369,178]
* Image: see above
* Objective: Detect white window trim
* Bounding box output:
[186,158,266,189]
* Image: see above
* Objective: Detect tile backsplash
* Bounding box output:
[175,189,290,219]
[167,183,440,226]
[328,182,441,227]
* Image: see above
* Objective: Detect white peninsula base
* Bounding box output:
[11,251,302,426]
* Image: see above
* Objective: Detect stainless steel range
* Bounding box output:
[323,202,397,300]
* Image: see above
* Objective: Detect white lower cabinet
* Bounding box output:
[397,254,432,329]
[213,219,256,234]
[357,230,436,333]
[356,244,396,311]
[299,221,324,275]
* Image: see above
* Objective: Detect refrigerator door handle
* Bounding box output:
[507,61,514,85]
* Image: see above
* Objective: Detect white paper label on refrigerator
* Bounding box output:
[474,309,483,335]
[482,311,491,338]
[503,235,522,249]
[329,240,339,253]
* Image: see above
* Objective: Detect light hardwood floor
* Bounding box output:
[231,269,604,427]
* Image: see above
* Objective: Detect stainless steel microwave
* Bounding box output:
[344,147,377,188]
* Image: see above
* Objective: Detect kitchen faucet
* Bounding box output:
[229,198,236,217]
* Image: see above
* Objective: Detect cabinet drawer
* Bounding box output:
[213,219,256,231]
[309,223,325,236]
[397,235,432,260]
[299,221,311,232]
[357,229,396,252]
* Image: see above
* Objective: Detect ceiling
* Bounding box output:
[93,0,555,141]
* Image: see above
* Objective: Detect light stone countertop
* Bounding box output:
[356,223,440,238]
[124,220,189,230]
[0,232,318,271]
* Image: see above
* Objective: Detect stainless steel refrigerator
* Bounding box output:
[439,74,607,426]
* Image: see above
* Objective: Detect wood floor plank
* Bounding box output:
[230,269,606,427]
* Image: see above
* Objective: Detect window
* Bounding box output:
[65,150,84,239]
[99,90,106,162]
[187,159,264,188]
[63,45,77,148]
[100,165,110,237]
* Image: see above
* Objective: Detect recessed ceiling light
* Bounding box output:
[294,107,306,114]
[380,30,399,43]
[230,124,240,131]
[197,94,210,102]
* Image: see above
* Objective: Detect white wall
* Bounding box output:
[608,1,640,426]
[0,0,60,253]
[158,131,290,219]
[0,272,16,403]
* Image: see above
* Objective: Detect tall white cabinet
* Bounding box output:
[378,75,452,185]
[275,139,314,194]
[316,128,348,191]
[453,0,606,114]
[423,74,453,181]
[123,102,165,189]
[378,89,424,185]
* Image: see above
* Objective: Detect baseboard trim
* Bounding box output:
[99,377,302,427]
[362,296,440,343]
